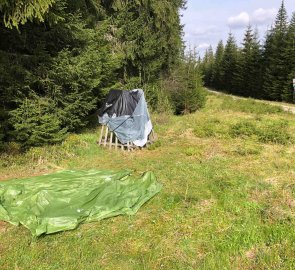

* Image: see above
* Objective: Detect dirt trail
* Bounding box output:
[207,89,295,115]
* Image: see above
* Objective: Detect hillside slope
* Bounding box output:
[207,88,295,114]
[0,94,295,270]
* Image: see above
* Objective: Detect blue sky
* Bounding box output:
[181,0,294,55]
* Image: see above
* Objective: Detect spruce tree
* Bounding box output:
[250,30,264,98]
[0,0,56,28]
[168,50,206,114]
[202,46,214,87]
[212,40,224,90]
[262,1,289,101]
[220,33,239,93]
[9,97,66,148]
[283,12,295,102]
[235,26,263,98]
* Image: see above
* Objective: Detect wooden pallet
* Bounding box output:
[97,125,155,151]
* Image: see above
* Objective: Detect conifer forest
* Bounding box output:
[1,0,207,148]
[201,2,295,103]
[0,1,294,150]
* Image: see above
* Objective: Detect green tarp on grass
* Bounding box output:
[0,170,162,236]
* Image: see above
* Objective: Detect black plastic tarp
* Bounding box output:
[98,89,153,146]
[98,89,142,117]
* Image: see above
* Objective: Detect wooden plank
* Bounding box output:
[115,137,118,150]
[109,132,113,149]
[98,128,152,152]
[104,126,109,147]
[98,125,104,145]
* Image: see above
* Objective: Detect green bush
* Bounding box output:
[164,52,207,115]
[230,119,293,144]
[230,121,258,138]
[193,117,293,145]
[9,97,67,148]
[257,121,293,144]
[144,83,174,114]
[194,118,229,138]
[133,56,207,116]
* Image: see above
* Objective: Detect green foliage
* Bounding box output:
[184,147,203,157]
[0,0,56,28]
[164,50,207,115]
[230,121,258,138]
[104,0,184,84]
[257,121,293,144]
[262,1,290,101]
[211,40,224,89]
[46,34,121,131]
[0,121,4,150]
[144,84,174,114]
[0,0,186,148]
[220,33,239,93]
[230,120,293,145]
[283,13,295,102]
[9,97,66,148]
[234,27,263,98]
[194,116,294,145]
[194,118,229,139]
[201,1,295,103]
[202,46,215,87]
[144,49,207,115]
[147,140,162,151]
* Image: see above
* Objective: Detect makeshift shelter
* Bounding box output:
[98,89,154,150]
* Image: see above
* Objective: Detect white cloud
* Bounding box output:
[185,25,220,38]
[227,12,250,29]
[251,8,277,25]
[197,43,210,50]
[193,26,218,36]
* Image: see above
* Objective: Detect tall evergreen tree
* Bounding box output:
[202,46,214,87]
[164,49,206,115]
[262,1,289,101]
[212,40,224,90]
[283,12,295,102]
[220,33,239,93]
[234,26,263,98]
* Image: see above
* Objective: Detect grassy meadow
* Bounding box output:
[0,93,295,270]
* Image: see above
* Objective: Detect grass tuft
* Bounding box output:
[221,96,284,114]
[230,119,293,145]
